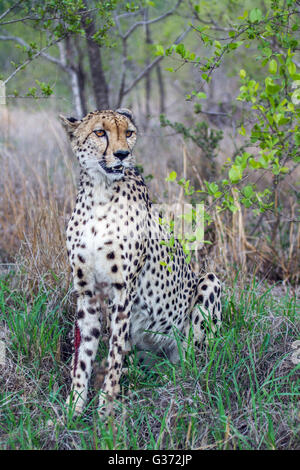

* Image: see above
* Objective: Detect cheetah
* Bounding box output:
[59,108,222,417]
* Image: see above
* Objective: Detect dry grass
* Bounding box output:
[0,108,76,292]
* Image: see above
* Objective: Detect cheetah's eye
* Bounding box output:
[126,130,134,138]
[94,130,106,137]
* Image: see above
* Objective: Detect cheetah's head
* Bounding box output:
[59,109,137,181]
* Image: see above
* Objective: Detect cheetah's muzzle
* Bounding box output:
[99,160,124,175]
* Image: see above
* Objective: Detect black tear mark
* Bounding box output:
[103,133,109,156]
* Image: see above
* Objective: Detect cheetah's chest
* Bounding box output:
[67,186,149,286]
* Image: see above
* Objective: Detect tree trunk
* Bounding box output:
[81,2,109,109]
[63,38,87,118]
[144,8,152,128]
[156,63,165,114]
[74,37,88,116]
[69,68,84,117]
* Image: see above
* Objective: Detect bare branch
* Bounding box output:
[123,57,162,96]
[0,33,27,47]
[188,0,231,32]
[58,41,67,68]
[0,15,44,26]
[2,37,63,86]
[122,0,183,40]
[0,34,67,69]
[207,13,231,32]
[116,37,128,107]
[189,1,232,32]
[0,33,86,116]
[115,2,183,107]
[0,7,98,26]
[123,26,192,97]
[0,0,22,22]
[114,10,141,21]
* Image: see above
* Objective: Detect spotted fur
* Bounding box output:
[60,109,222,416]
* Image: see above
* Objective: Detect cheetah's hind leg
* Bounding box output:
[185,272,222,350]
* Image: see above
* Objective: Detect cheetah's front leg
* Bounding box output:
[66,291,101,415]
[97,289,133,417]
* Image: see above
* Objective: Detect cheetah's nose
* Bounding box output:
[114,150,130,161]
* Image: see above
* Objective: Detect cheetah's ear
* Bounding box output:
[115,108,134,122]
[59,115,81,136]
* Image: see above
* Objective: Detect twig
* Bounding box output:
[188,0,232,32]
[0,7,98,26]
[2,37,63,86]
[0,34,67,69]
[0,0,22,22]
[121,1,183,40]
[115,1,183,106]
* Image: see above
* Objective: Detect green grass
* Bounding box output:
[0,273,299,450]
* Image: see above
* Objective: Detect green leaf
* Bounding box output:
[269,59,277,74]
[229,165,243,183]
[262,47,272,58]
[239,125,246,136]
[175,43,186,58]
[249,8,262,23]
[195,92,207,99]
[294,133,300,145]
[208,182,218,194]
[288,61,296,76]
[155,45,164,56]
[265,77,281,95]
[243,185,253,198]
[279,166,289,174]
[26,87,37,98]
[166,171,177,182]
[238,10,248,20]
[36,80,53,96]
[241,198,252,208]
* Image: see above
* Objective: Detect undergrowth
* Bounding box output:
[0,272,299,450]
